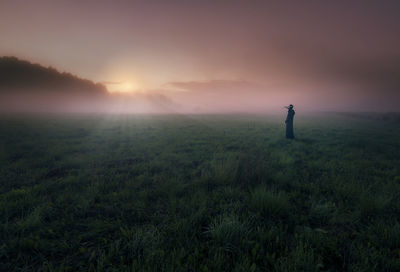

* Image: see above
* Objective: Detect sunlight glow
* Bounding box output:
[107,81,138,93]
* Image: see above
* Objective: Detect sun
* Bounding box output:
[118,82,134,93]
[106,81,138,93]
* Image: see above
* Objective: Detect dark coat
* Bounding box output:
[285,108,295,139]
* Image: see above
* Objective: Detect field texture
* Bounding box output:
[0,114,399,271]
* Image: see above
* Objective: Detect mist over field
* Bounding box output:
[1,56,399,114]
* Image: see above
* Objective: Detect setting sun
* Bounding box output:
[106,81,138,94]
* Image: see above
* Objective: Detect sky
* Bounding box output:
[1,0,400,113]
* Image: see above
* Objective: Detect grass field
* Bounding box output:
[0,113,399,271]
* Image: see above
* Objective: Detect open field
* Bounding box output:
[0,113,399,271]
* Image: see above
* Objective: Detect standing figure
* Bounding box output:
[285,104,295,139]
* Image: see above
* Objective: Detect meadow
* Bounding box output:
[0,113,399,271]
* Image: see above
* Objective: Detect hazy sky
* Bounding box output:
[1,0,400,112]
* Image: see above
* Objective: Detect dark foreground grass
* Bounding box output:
[0,113,399,271]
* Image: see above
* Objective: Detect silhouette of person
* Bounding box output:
[285,104,295,139]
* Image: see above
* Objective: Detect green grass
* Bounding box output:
[250,186,290,217]
[0,113,399,271]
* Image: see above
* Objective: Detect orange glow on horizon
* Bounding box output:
[106,81,138,94]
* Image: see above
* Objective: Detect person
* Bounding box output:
[285,104,295,139]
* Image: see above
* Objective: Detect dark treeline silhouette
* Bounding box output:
[0,56,107,96]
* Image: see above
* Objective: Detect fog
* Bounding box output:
[1,83,396,115]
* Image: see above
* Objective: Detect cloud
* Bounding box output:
[168,80,264,93]
[320,57,400,94]
[100,81,125,85]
